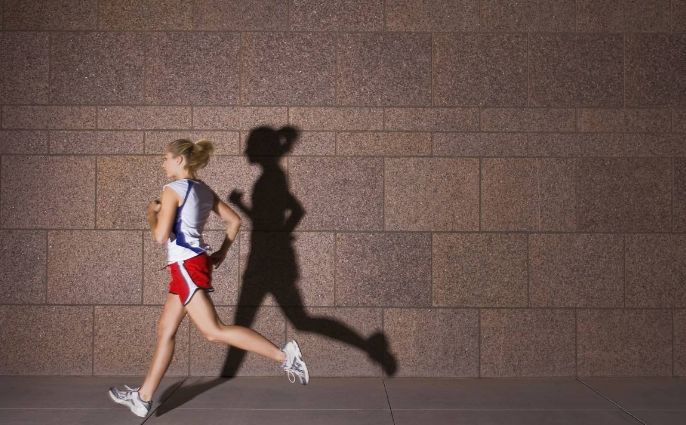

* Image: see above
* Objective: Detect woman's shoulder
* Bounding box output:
[164,179,189,190]
[165,178,215,197]
[163,179,191,197]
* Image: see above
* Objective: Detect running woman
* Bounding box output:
[108,138,309,418]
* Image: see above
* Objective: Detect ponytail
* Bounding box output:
[187,139,214,171]
[167,138,215,174]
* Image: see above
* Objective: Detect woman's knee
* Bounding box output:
[184,290,226,342]
[200,324,224,343]
[157,328,177,342]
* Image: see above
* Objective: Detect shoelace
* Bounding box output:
[283,359,304,384]
[119,385,145,402]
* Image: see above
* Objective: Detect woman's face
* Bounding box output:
[162,151,184,179]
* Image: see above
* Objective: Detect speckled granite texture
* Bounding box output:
[0,0,684,378]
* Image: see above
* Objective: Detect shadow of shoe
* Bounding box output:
[367,331,398,376]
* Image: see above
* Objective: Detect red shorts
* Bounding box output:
[168,252,214,305]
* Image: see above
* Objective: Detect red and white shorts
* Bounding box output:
[168,252,214,305]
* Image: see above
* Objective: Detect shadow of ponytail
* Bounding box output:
[276,126,298,155]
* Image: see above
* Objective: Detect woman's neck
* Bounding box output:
[176,171,195,180]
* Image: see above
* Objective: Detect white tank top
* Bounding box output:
[163,178,214,264]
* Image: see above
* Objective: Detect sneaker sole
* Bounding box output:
[107,389,149,418]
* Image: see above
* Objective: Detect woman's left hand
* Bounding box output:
[208,250,226,269]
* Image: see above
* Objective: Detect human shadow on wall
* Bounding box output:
[155,125,397,416]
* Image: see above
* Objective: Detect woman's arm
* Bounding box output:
[146,187,179,244]
[208,192,242,268]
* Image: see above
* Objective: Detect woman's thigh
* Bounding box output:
[157,293,187,339]
[184,290,221,337]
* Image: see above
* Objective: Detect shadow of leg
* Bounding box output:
[219,302,264,377]
[282,306,398,376]
[153,377,228,417]
[220,274,268,377]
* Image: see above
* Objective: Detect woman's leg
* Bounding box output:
[137,293,187,402]
[184,289,286,364]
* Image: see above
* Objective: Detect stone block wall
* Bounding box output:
[0,0,685,377]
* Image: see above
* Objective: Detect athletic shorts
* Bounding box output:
[168,252,214,306]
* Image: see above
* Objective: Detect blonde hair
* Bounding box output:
[166,138,214,174]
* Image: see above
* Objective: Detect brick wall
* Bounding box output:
[0,0,685,377]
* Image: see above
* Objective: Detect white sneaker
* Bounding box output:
[281,339,309,385]
[107,385,152,417]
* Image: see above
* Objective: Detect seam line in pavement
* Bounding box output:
[382,378,396,425]
[141,378,187,425]
[576,377,648,425]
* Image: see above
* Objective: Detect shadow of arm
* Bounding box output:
[283,192,305,233]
